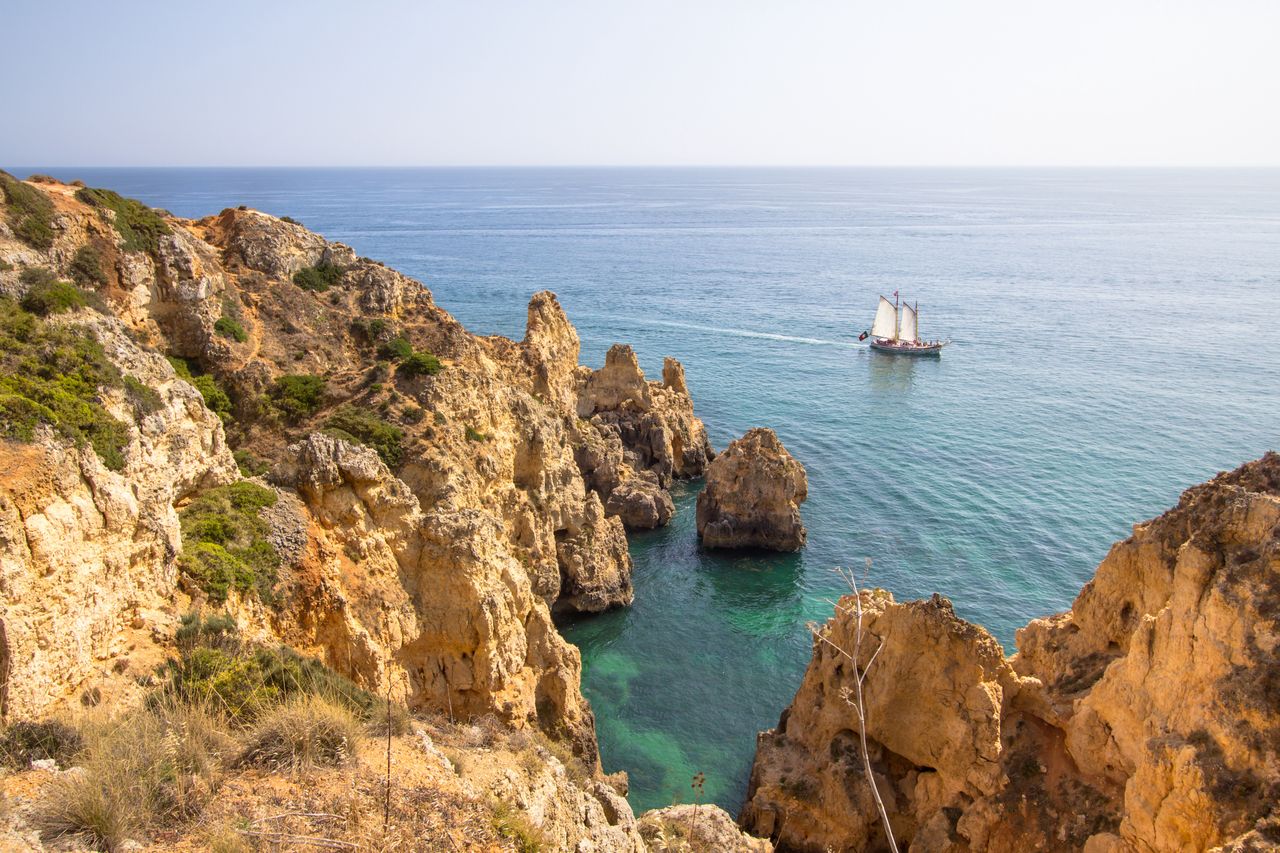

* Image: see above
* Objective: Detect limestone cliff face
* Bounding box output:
[742,454,1280,852]
[0,176,707,760]
[0,312,236,719]
[697,428,807,551]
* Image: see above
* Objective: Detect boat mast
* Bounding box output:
[914,301,919,343]
[894,292,900,341]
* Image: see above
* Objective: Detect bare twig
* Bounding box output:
[250,812,345,824]
[806,566,899,853]
[236,828,359,849]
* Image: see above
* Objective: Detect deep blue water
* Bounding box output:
[19,166,1280,813]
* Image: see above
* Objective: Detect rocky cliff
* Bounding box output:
[741,453,1280,852]
[0,174,714,757]
[697,428,807,551]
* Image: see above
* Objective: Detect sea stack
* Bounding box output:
[696,427,808,550]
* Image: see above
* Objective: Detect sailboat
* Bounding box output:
[859,292,948,355]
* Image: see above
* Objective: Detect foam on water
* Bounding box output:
[24,166,1280,814]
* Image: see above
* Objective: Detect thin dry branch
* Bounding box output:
[806,567,900,853]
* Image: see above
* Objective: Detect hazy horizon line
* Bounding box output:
[9,163,1280,172]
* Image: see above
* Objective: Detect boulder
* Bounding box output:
[696,428,807,551]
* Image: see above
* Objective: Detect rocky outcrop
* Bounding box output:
[742,454,1280,852]
[0,312,236,720]
[575,344,714,530]
[639,804,774,852]
[270,433,601,761]
[697,428,807,551]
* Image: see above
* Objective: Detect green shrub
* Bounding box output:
[160,617,397,728]
[167,356,233,423]
[175,611,240,653]
[399,350,442,377]
[213,315,247,343]
[269,373,326,420]
[19,268,87,316]
[123,375,163,415]
[401,405,425,424]
[75,186,170,254]
[177,481,280,605]
[0,258,12,271]
[323,404,404,467]
[292,260,343,292]
[465,425,489,443]
[0,720,84,770]
[0,171,56,250]
[233,448,269,477]
[378,336,413,360]
[354,317,388,342]
[69,245,107,287]
[279,216,300,225]
[0,298,129,470]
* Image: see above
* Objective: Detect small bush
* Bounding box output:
[399,350,442,377]
[324,405,404,467]
[401,405,425,424]
[0,720,84,770]
[69,245,107,287]
[20,268,87,316]
[0,258,12,271]
[465,425,489,443]
[492,800,546,853]
[0,298,129,469]
[292,260,343,292]
[233,448,269,477]
[75,186,170,254]
[175,611,240,653]
[213,315,247,343]
[269,373,326,421]
[177,481,280,604]
[0,171,56,250]
[167,357,233,423]
[239,696,360,770]
[378,336,413,360]
[123,375,163,415]
[279,216,300,225]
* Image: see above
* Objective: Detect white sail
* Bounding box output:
[900,303,918,342]
[871,296,898,339]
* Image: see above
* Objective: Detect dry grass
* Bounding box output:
[37,698,232,850]
[239,695,361,771]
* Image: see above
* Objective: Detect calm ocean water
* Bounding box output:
[22,166,1280,813]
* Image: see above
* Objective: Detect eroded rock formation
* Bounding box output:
[575,344,714,530]
[697,427,808,551]
[742,454,1280,852]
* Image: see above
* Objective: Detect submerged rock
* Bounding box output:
[696,428,807,551]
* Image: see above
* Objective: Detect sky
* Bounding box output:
[3,0,1278,167]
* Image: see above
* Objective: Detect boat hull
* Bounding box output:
[869,339,947,355]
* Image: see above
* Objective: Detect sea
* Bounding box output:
[20,166,1280,813]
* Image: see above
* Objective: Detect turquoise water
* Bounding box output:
[21,167,1280,813]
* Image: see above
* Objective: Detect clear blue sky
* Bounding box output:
[4,0,1277,167]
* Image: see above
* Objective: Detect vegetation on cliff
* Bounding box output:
[0,170,56,249]
[0,296,131,470]
[292,259,344,292]
[323,403,404,467]
[75,186,170,254]
[176,482,281,604]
